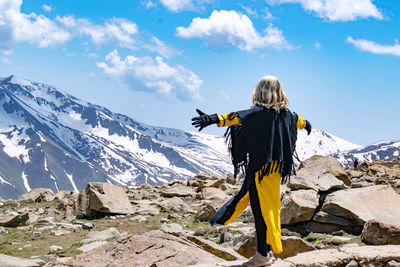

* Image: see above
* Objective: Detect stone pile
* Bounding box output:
[0,156,400,266]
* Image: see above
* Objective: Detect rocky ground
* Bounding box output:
[1,155,400,267]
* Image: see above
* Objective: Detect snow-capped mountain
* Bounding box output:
[295,129,361,161]
[0,75,365,199]
[332,140,400,167]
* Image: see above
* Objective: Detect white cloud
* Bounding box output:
[159,0,215,12]
[96,50,202,100]
[347,37,400,57]
[57,16,139,50]
[315,42,321,49]
[141,0,157,9]
[160,0,194,12]
[143,36,181,58]
[42,4,52,12]
[0,0,71,49]
[267,0,383,21]
[176,10,292,51]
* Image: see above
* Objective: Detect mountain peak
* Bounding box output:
[2,75,33,87]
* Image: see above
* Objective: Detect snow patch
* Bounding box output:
[0,175,13,186]
[21,171,31,192]
[0,130,31,163]
[65,171,78,192]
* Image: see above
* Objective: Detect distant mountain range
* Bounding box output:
[0,76,397,199]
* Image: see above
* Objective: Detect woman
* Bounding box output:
[191,75,311,267]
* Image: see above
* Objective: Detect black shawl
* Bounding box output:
[225,106,298,183]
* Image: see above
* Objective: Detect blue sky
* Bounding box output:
[0,0,399,146]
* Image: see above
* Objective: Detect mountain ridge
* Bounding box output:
[0,75,392,199]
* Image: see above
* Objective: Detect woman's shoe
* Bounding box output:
[241,251,275,267]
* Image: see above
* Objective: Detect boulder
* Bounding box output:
[54,190,77,201]
[313,211,353,226]
[158,197,194,213]
[290,155,349,192]
[320,185,400,228]
[289,170,346,192]
[77,183,134,218]
[131,199,160,216]
[195,202,216,221]
[326,166,352,186]
[278,236,316,259]
[58,230,227,266]
[78,241,108,253]
[362,220,400,245]
[183,234,244,261]
[234,233,315,259]
[285,248,353,266]
[18,188,55,203]
[349,170,364,179]
[0,253,43,267]
[49,245,63,253]
[341,245,400,265]
[82,227,120,244]
[0,212,29,227]
[281,190,319,225]
[202,187,228,200]
[203,178,226,189]
[160,184,196,198]
[160,223,183,235]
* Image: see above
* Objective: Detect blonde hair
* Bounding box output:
[252,75,289,112]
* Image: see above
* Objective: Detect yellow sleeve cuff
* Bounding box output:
[217,114,225,127]
[297,116,306,129]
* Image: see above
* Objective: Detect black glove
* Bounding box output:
[191,109,219,132]
[305,120,312,135]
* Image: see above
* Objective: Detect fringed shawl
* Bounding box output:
[225,106,298,183]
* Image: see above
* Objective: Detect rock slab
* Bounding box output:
[321,185,400,228]
[77,182,134,218]
[362,220,400,245]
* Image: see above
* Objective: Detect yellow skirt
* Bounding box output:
[215,162,283,254]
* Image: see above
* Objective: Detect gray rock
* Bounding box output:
[329,236,352,244]
[78,241,108,253]
[321,185,400,228]
[49,245,63,253]
[278,236,316,259]
[158,197,194,213]
[0,253,43,267]
[340,245,400,265]
[346,260,359,267]
[160,184,196,198]
[77,183,134,218]
[51,229,71,236]
[160,223,183,235]
[362,220,400,245]
[0,226,8,235]
[349,170,364,179]
[129,215,147,223]
[18,188,55,203]
[201,187,227,200]
[82,223,94,230]
[285,248,353,266]
[0,212,29,227]
[313,211,353,226]
[58,230,227,266]
[326,166,352,186]
[131,199,160,216]
[82,227,120,244]
[281,190,319,225]
[386,260,400,267]
[289,155,348,192]
[195,202,216,221]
